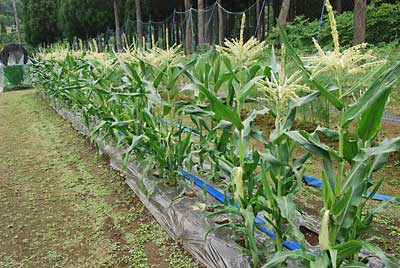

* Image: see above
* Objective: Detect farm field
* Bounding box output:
[2,0,400,267]
[0,90,200,268]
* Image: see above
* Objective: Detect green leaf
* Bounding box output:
[239,76,264,103]
[358,88,390,141]
[261,250,316,268]
[212,120,233,130]
[214,72,233,93]
[276,196,296,220]
[285,130,340,161]
[333,240,363,261]
[343,135,358,162]
[343,62,400,127]
[192,83,244,129]
[248,64,262,78]
[316,126,339,140]
[362,242,399,268]
[153,68,166,88]
[332,187,352,216]
[241,206,259,267]
[329,249,338,268]
[322,172,336,210]
[310,251,330,268]
[356,137,400,161]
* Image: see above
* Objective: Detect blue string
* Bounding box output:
[317,0,326,42]
[254,0,267,37]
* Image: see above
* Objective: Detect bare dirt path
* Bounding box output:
[0,90,199,268]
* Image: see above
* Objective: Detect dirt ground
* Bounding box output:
[0,90,200,268]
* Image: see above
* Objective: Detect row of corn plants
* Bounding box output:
[33,1,400,267]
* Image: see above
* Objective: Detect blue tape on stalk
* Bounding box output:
[165,119,397,203]
[178,168,304,251]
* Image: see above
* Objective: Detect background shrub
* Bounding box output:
[284,3,400,50]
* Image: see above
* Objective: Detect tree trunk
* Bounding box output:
[353,0,367,44]
[113,0,122,52]
[336,0,343,14]
[185,0,193,54]
[278,0,291,28]
[198,0,205,49]
[11,0,22,45]
[135,0,143,47]
[217,0,224,45]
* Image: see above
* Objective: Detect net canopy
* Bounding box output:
[123,1,269,50]
[83,0,272,53]
[0,44,30,66]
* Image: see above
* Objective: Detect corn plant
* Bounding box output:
[264,0,400,267]
[107,50,196,187]
[33,22,400,267]
[253,44,319,254]
[185,57,263,268]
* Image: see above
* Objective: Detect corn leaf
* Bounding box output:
[343,62,400,127]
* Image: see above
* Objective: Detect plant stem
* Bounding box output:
[276,106,283,198]
[336,69,345,196]
[237,100,245,169]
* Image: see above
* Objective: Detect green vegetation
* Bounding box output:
[284,2,400,50]
[22,0,59,46]
[0,0,22,46]
[32,2,400,266]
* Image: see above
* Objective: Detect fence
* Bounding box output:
[69,0,274,53]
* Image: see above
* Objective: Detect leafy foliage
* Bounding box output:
[285,3,400,50]
[23,0,60,45]
[32,8,400,266]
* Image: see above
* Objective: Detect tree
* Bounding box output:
[11,0,22,44]
[23,0,60,45]
[135,0,143,47]
[336,0,343,14]
[278,0,291,28]
[198,0,205,49]
[184,0,192,53]
[113,0,122,51]
[57,0,114,41]
[353,0,366,44]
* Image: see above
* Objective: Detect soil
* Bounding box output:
[0,90,200,268]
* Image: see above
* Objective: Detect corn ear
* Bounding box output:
[319,210,331,250]
[233,167,244,201]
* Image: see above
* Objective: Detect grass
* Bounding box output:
[0,89,200,268]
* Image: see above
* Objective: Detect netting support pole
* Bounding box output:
[184,0,193,54]
[172,10,176,45]
[217,0,224,45]
[198,0,205,49]
[136,0,143,47]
